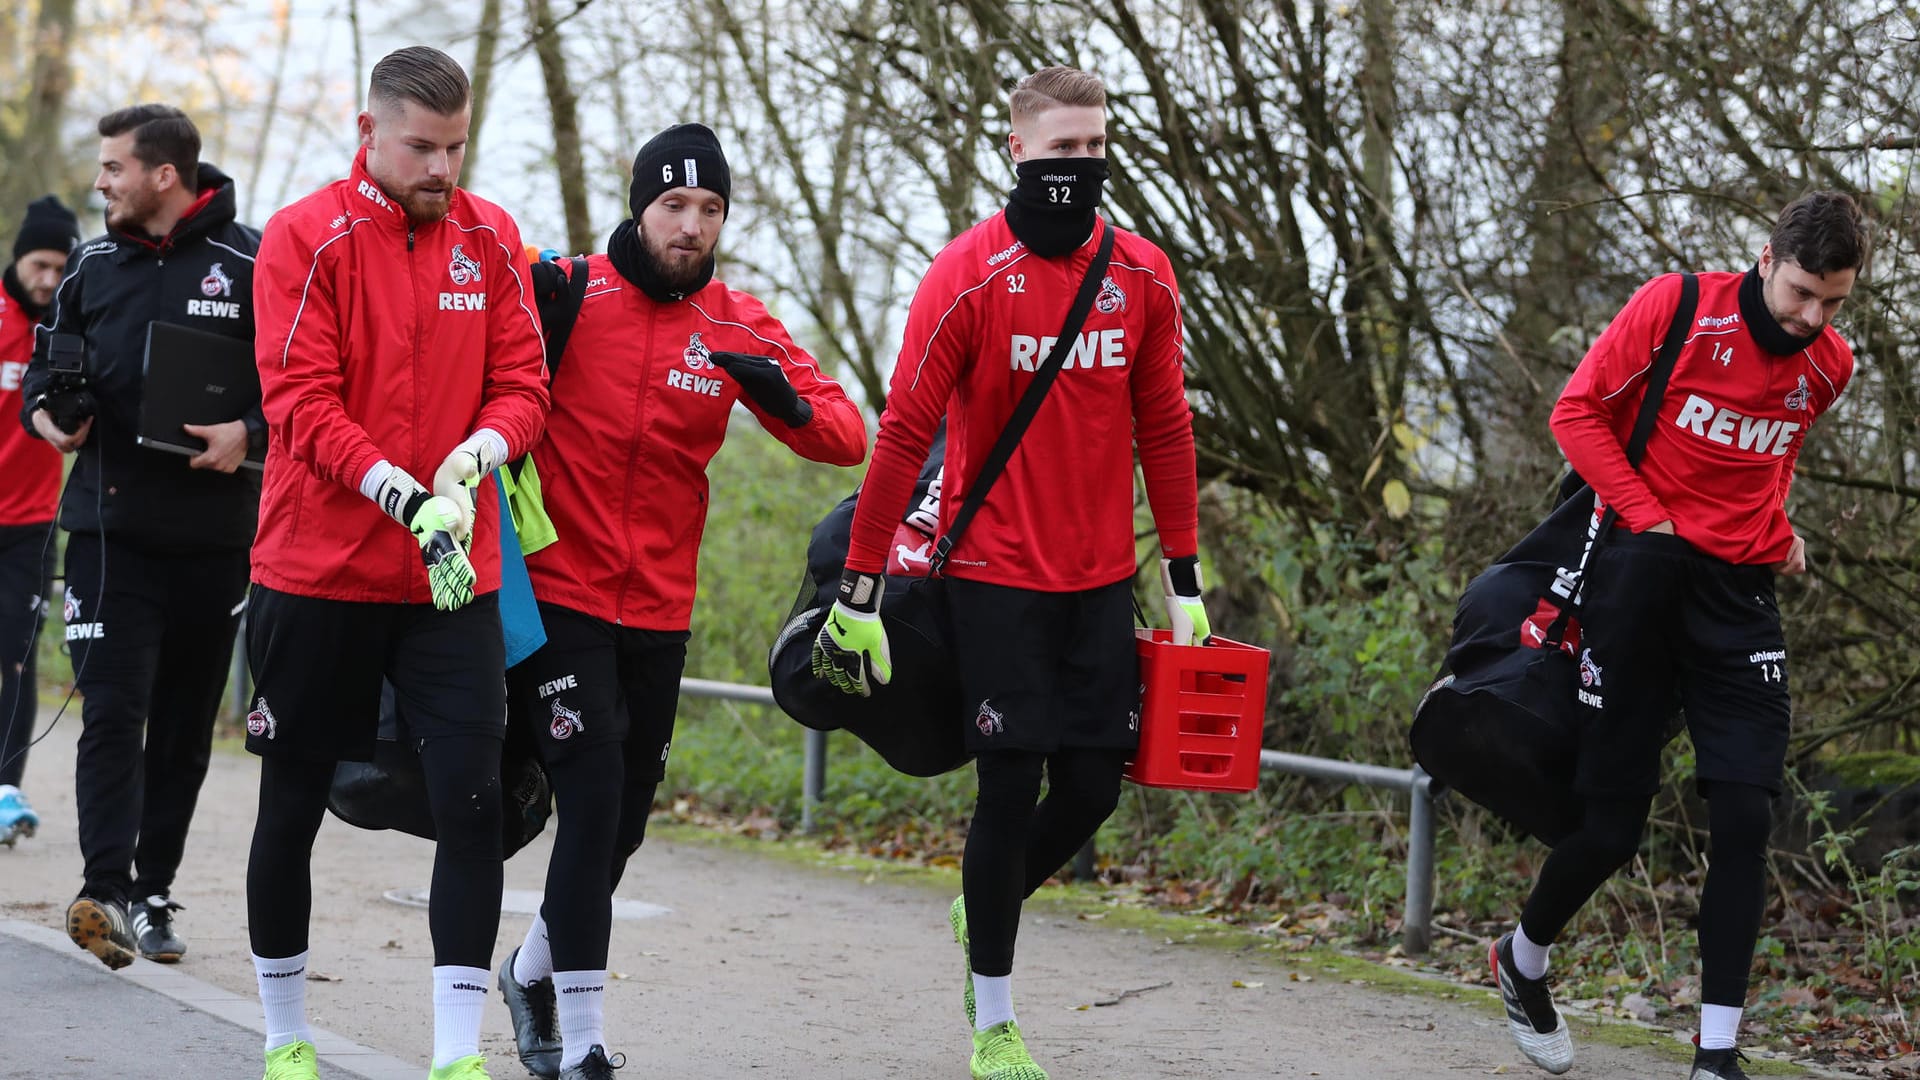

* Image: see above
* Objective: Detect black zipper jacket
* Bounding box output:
[20,164,263,551]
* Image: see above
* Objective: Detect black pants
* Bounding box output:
[0,523,55,788]
[64,532,250,903]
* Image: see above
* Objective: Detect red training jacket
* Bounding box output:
[1552,270,1853,565]
[525,253,866,629]
[0,276,60,526]
[251,147,549,602]
[845,212,1197,591]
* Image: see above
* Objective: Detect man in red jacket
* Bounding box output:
[493,122,865,1080]
[1488,192,1866,1080]
[0,195,78,847]
[244,46,547,1080]
[811,67,1205,1080]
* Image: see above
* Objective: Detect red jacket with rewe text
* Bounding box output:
[0,275,60,527]
[1551,270,1853,565]
[524,253,866,629]
[844,212,1197,591]
[251,148,549,602]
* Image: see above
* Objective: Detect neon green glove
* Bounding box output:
[370,468,477,611]
[810,570,893,697]
[1161,555,1212,645]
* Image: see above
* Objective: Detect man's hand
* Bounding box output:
[429,432,506,545]
[1774,532,1808,576]
[1161,555,1213,646]
[184,420,250,472]
[408,495,478,611]
[811,570,892,696]
[31,409,89,452]
[710,352,812,428]
[369,467,477,611]
[1647,520,1676,535]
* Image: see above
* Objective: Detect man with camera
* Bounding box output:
[0,195,81,847]
[20,105,262,970]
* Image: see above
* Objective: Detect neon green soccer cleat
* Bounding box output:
[949,894,975,1026]
[263,1040,319,1080]
[427,1055,491,1080]
[970,1020,1048,1080]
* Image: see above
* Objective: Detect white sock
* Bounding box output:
[1699,1003,1743,1050]
[974,972,1015,1030]
[253,950,314,1051]
[553,969,607,1069]
[431,965,491,1067]
[514,915,553,985]
[1511,924,1552,981]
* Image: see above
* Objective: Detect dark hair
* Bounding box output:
[97,105,200,192]
[1769,191,1869,275]
[368,46,471,116]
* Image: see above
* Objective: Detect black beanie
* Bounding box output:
[13,195,80,260]
[628,123,731,220]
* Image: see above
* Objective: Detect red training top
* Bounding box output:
[845,213,1197,591]
[0,275,61,526]
[1551,270,1853,565]
[524,254,866,629]
[251,147,550,602]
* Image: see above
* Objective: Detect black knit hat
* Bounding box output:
[13,195,80,260]
[629,123,731,220]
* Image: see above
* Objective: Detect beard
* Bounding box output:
[638,221,714,294]
[392,180,454,223]
[104,182,164,235]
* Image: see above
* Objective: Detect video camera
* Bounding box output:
[32,332,95,435]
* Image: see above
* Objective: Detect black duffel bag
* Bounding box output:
[327,681,553,858]
[1409,272,1697,846]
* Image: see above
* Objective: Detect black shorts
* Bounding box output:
[1573,530,1791,797]
[505,602,689,781]
[0,523,55,662]
[244,586,506,761]
[947,577,1139,755]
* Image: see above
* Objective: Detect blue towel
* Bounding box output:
[496,476,547,666]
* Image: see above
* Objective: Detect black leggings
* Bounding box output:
[248,736,504,966]
[963,747,1129,977]
[1520,782,1771,1006]
[536,750,657,971]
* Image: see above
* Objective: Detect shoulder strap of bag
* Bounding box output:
[929,223,1117,575]
[542,255,592,380]
[1544,271,1699,643]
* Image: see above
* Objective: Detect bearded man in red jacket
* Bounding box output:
[492,123,865,1080]
[244,46,548,1080]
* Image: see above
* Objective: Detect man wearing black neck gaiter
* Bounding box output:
[1489,191,1868,1080]
[496,121,867,1080]
[812,67,1205,1080]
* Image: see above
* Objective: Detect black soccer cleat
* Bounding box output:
[498,947,562,1079]
[67,895,137,970]
[1689,1045,1751,1079]
[558,1045,625,1080]
[132,895,188,963]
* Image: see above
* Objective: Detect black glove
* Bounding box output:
[710,352,812,428]
[529,258,568,302]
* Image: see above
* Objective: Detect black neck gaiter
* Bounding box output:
[607,218,715,303]
[1004,157,1109,257]
[1739,266,1823,356]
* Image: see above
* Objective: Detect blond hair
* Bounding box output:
[1009,66,1106,123]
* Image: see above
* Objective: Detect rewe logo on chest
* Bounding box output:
[1674,394,1800,456]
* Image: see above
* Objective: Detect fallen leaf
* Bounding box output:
[1231,979,1264,989]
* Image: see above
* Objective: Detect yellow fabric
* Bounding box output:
[500,455,558,555]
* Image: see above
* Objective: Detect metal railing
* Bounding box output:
[679,676,1438,955]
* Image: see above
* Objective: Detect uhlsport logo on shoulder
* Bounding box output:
[200,262,233,297]
[550,698,585,740]
[447,244,482,286]
[247,697,277,739]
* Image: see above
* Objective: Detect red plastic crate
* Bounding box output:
[1125,630,1270,792]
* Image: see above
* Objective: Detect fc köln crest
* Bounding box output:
[550,699,585,740]
[683,332,713,370]
[447,244,483,286]
[1785,375,1811,412]
[200,262,233,297]
[1094,275,1127,314]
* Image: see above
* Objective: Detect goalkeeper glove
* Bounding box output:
[1161,555,1212,646]
[810,569,892,697]
[370,467,478,612]
[430,431,507,544]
